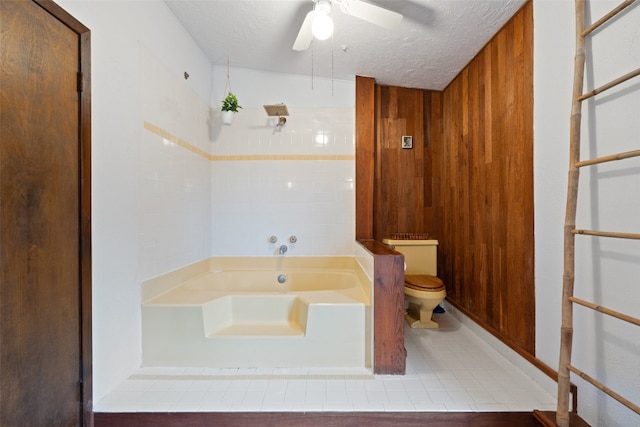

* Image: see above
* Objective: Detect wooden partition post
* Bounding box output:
[355,76,375,240]
[359,240,406,374]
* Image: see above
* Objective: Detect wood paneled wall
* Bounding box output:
[372,86,442,242]
[435,2,534,353]
[356,1,534,355]
[355,76,375,240]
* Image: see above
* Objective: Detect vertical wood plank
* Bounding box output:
[437,2,535,353]
[364,241,406,375]
[373,85,435,241]
[355,76,375,239]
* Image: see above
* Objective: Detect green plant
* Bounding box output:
[221,92,242,112]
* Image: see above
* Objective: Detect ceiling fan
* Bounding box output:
[292,0,403,51]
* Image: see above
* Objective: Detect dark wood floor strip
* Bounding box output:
[533,410,591,427]
[94,411,544,427]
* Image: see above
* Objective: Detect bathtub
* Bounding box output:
[141,257,372,368]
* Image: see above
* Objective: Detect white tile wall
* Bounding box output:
[139,46,212,280]
[212,107,355,157]
[211,159,355,256]
[210,101,356,257]
[139,62,357,264]
[139,131,211,279]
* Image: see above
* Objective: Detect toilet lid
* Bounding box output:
[405,275,445,291]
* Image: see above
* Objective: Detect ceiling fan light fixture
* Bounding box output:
[312,1,333,40]
[312,13,333,40]
[293,0,402,51]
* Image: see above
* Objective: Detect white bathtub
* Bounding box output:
[141,257,372,368]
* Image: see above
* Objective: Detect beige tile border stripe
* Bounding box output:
[144,121,355,161]
[144,121,212,160]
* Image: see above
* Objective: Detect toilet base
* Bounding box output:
[404,291,445,329]
[405,305,439,329]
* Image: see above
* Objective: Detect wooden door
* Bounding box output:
[0,1,91,425]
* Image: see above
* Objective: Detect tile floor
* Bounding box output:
[94,311,557,413]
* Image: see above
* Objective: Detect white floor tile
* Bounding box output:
[93,312,557,414]
[446,389,474,403]
[351,401,386,411]
[366,389,390,403]
[387,389,412,403]
[344,388,369,402]
[473,403,511,411]
[322,402,355,411]
[241,389,266,404]
[444,402,475,411]
[304,388,326,403]
[381,381,406,393]
[413,402,448,411]
[401,379,425,390]
[407,389,431,404]
[467,388,497,404]
[385,402,418,411]
[291,402,324,411]
[427,389,454,403]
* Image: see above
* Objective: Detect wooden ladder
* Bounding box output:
[557,1,640,426]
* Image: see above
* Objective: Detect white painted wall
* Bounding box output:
[55,0,213,402]
[534,1,640,426]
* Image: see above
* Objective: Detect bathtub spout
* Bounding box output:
[279,245,288,255]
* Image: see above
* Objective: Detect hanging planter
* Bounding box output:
[221,57,241,126]
[221,110,235,125]
[221,92,241,125]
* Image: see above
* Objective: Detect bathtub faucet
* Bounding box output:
[279,244,288,255]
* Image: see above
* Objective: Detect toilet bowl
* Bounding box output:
[383,238,447,329]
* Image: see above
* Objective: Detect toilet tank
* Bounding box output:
[382,239,438,276]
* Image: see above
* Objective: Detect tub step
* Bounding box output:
[211,322,304,337]
[203,295,309,337]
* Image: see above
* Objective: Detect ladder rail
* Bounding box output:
[578,67,640,101]
[572,229,640,239]
[557,1,640,426]
[575,148,640,167]
[557,1,586,423]
[567,365,640,415]
[581,0,637,36]
[569,296,640,327]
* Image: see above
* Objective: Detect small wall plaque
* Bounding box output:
[402,135,413,149]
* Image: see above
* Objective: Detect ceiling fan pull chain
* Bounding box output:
[225,56,232,95]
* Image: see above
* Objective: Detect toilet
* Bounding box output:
[383,238,446,329]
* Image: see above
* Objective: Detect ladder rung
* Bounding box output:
[572,229,640,240]
[567,364,640,415]
[578,67,640,101]
[576,149,640,167]
[569,296,640,326]
[581,0,637,37]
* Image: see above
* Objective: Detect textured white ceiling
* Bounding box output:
[165,0,526,90]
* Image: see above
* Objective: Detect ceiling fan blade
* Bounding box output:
[292,10,315,51]
[340,0,402,29]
